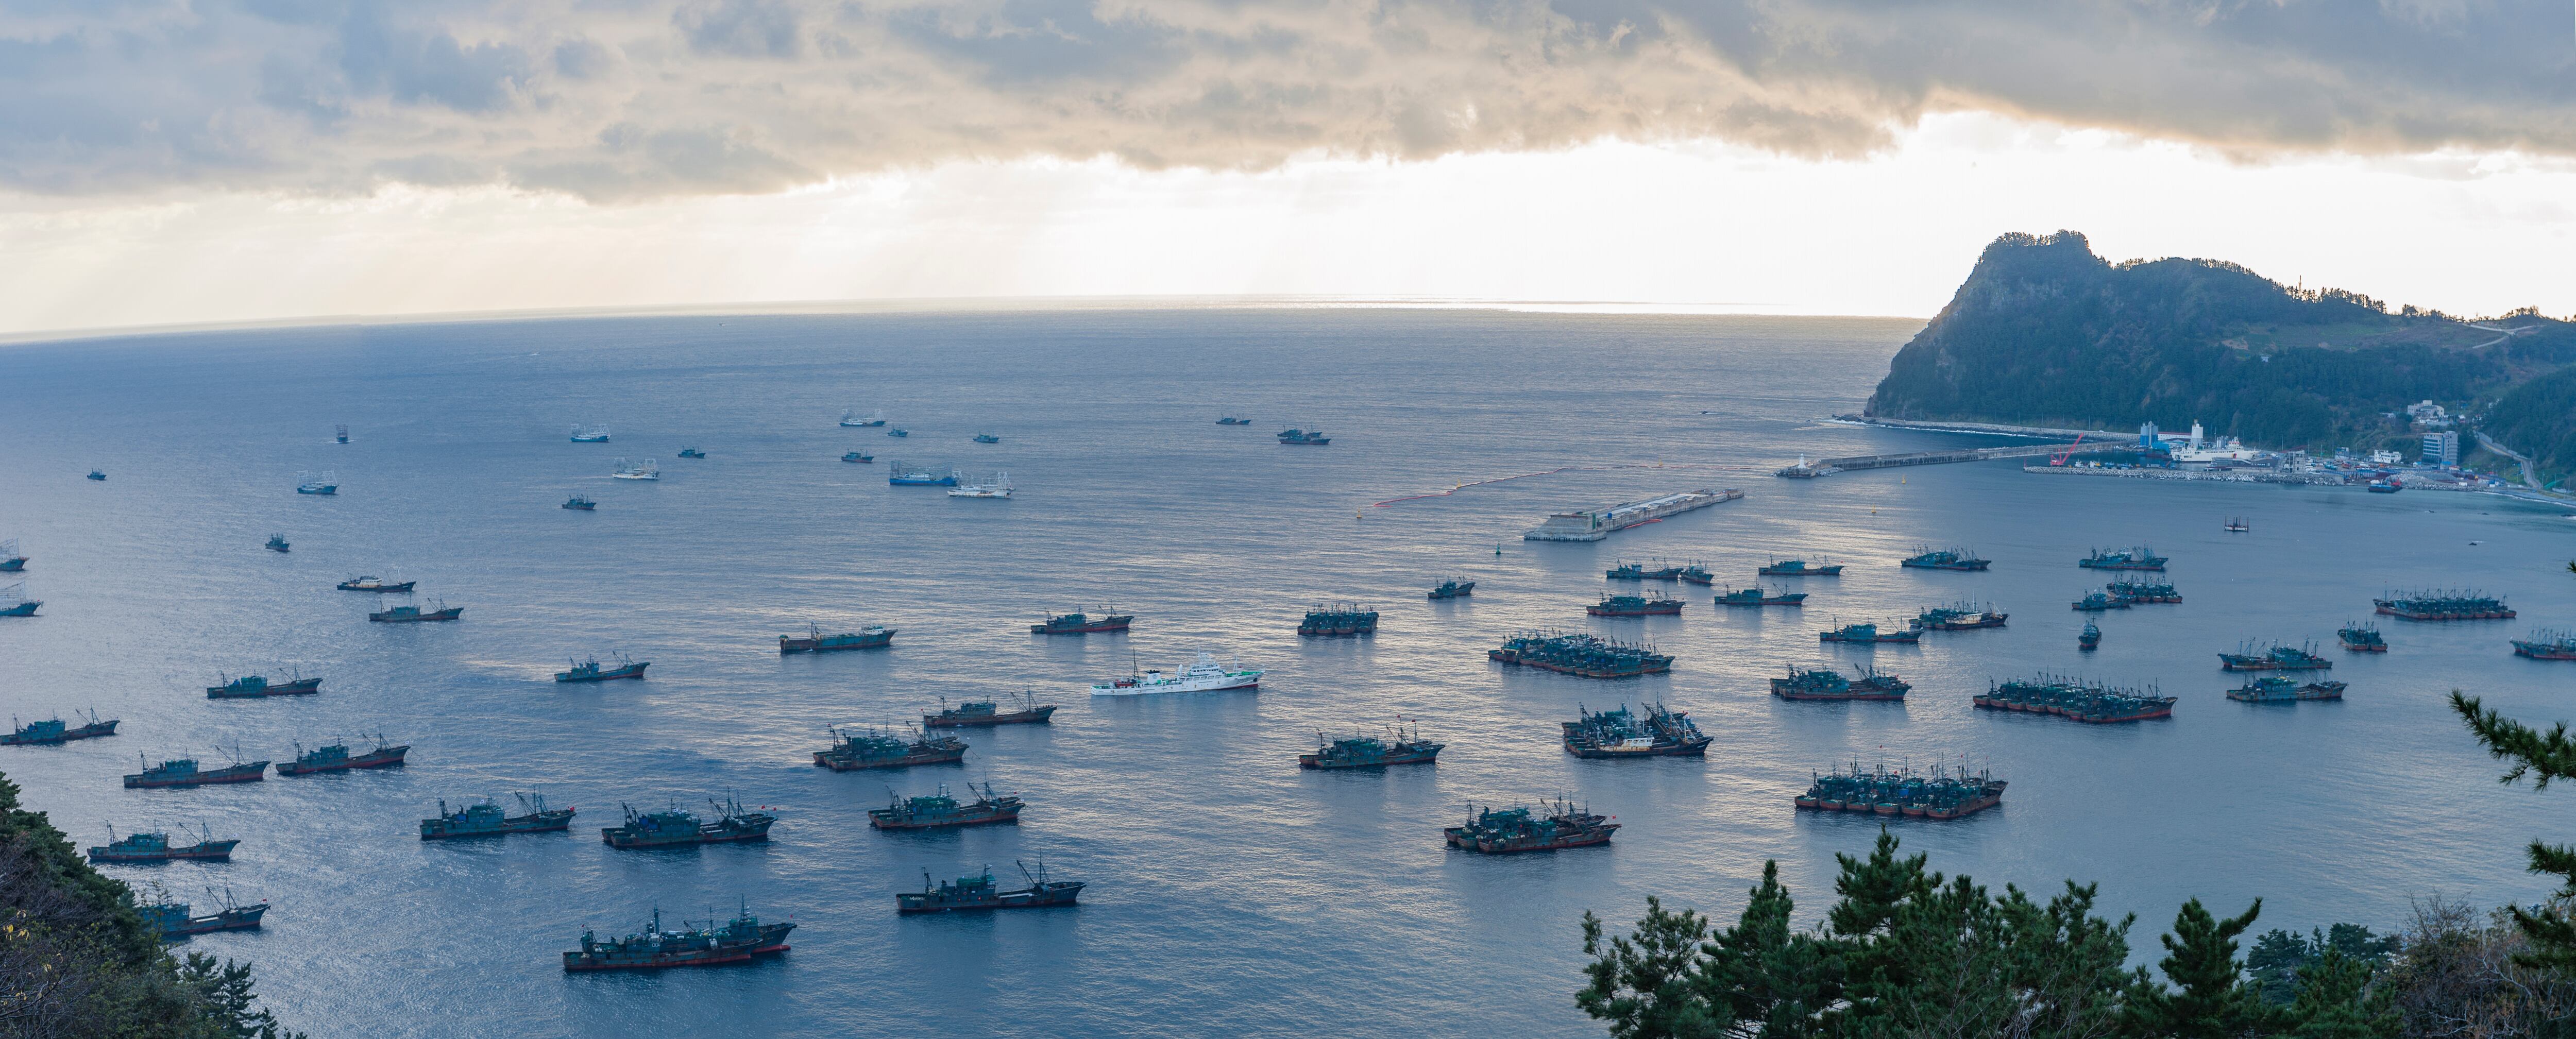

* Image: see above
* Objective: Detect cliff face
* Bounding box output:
[1863,231,2553,449]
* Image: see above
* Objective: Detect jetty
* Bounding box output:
[1777,442,2123,478]
[1522,489,1742,541]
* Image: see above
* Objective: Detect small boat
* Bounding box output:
[86,470,106,481]
[0,583,37,618]
[562,497,596,510]
[419,793,575,840]
[676,447,706,458]
[206,673,323,699]
[812,726,968,770]
[778,623,894,653]
[2367,480,2401,493]
[1,711,117,745]
[924,691,1058,728]
[1589,593,1683,617]
[336,576,416,593]
[368,600,462,623]
[2079,621,2102,651]
[887,428,909,437]
[610,457,659,480]
[1899,548,1989,571]
[556,656,649,683]
[841,451,874,464]
[570,426,611,442]
[842,410,887,428]
[274,736,410,775]
[1215,416,1251,425]
[294,471,337,495]
[1277,428,1331,446]
[971,433,1001,444]
[138,890,267,939]
[87,824,238,864]
[2227,676,2347,703]
[1426,579,1475,600]
[563,905,793,972]
[264,533,290,553]
[335,424,349,444]
[896,860,1082,913]
[0,540,23,571]
[948,472,1013,498]
[2224,517,2250,532]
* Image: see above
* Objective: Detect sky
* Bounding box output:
[4,0,2575,336]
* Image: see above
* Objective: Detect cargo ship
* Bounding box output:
[1900,548,1990,571]
[898,860,1084,913]
[813,726,969,771]
[1426,578,1475,600]
[2375,590,2515,621]
[1486,631,1672,678]
[419,794,575,839]
[2106,580,2181,604]
[1606,560,1685,581]
[2078,621,2102,651]
[87,824,238,863]
[2227,676,2347,703]
[368,600,462,622]
[1819,622,1922,644]
[264,533,290,552]
[1029,611,1132,636]
[1277,428,1331,446]
[2,711,117,746]
[1562,702,1710,757]
[1973,676,2176,723]
[2338,623,2388,652]
[564,905,793,971]
[0,583,33,618]
[2512,630,2576,660]
[1770,666,1909,702]
[869,783,1022,830]
[1521,489,1744,542]
[138,892,265,939]
[2078,546,2167,571]
[2218,641,2332,671]
[274,737,410,776]
[1716,586,1807,607]
[556,656,648,683]
[1760,558,1843,577]
[1298,604,1379,636]
[2071,589,2132,612]
[779,623,895,653]
[206,673,322,699]
[924,692,1057,728]
[124,753,268,789]
[886,461,958,486]
[1443,796,1617,854]
[1299,722,1444,769]
[1091,653,1263,695]
[1590,593,1683,617]
[1911,603,2005,630]
[601,799,776,848]
[336,576,415,592]
[1794,764,2005,820]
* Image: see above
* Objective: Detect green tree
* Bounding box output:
[2453,690,2576,974]
[2128,898,2267,1037]
[1579,897,1722,1039]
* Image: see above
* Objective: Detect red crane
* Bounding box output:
[2049,433,2089,466]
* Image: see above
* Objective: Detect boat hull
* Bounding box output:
[89,841,239,863]
[867,807,1021,830]
[124,764,268,789]
[1564,738,1711,758]
[0,602,39,617]
[814,747,968,771]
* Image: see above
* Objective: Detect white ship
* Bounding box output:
[1090,653,1262,696]
[948,472,1014,499]
[610,457,660,480]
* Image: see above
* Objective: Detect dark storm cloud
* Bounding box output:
[0,0,2568,200]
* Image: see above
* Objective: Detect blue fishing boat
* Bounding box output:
[275,736,409,775]
[887,428,909,437]
[972,433,1001,444]
[206,672,323,698]
[1216,416,1251,425]
[1277,429,1330,446]
[0,541,23,571]
[264,533,290,552]
[138,891,266,939]
[600,798,776,848]
[86,470,105,481]
[562,497,596,510]
[1,583,36,618]
[419,794,575,840]
[896,860,1082,913]
[841,451,874,464]
[295,471,337,495]
[88,824,239,863]
[677,447,706,458]
[1818,622,1922,644]
[1,711,116,745]
[564,904,793,971]
[368,600,463,622]
[557,656,648,682]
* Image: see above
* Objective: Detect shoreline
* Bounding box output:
[1832,414,2113,440]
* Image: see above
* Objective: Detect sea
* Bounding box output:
[1,308,2571,1037]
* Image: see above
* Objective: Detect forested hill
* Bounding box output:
[1862,231,2576,453]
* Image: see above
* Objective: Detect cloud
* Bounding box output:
[0,0,2569,201]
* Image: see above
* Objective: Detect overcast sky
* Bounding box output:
[5,0,2574,335]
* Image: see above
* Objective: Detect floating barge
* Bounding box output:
[1974,676,2175,723]
[2078,547,2167,571]
[1298,604,1379,636]
[814,726,968,771]
[2339,623,2387,652]
[206,673,321,699]
[1487,631,1672,678]
[924,692,1057,728]
[2228,676,2347,703]
[1029,612,1132,636]
[897,861,1082,913]
[1561,702,1709,758]
[1795,764,2005,820]
[2218,641,2332,672]
[1444,797,1617,854]
[274,737,409,776]
[1521,489,1743,542]
[420,794,574,839]
[564,906,792,972]
[1589,593,1682,617]
[2376,590,2515,621]
[1760,558,1843,577]
[1300,723,1443,769]
[1716,586,1806,607]
[869,783,1022,830]
[1770,666,1908,702]
[779,623,894,653]
[601,799,775,848]
[2512,630,2576,660]
[2,712,118,746]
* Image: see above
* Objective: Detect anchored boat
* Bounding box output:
[556,656,648,683]
[87,470,106,481]
[1900,548,1989,571]
[2078,546,2167,571]
[1819,622,1922,644]
[677,447,706,458]
[1606,560,1685,581]
[1760,558,1843,576]
[1590,592,1683,617]
[419,793,574,839]
[2217,641,2332,672]
[1299,722,1444,769]
[1277,428,1331,446]
[778,623,894,653]
[206,673,322,699]
[1715,586,1806,607]
[1444,797,1617,854]
[2106,580,2181,604]
[369,599,462,622]
[274,737,409,776]
[570,426,609,442]
[139,891,266,939]
[841,451,874,463]
[1030,611,1133,635]
[88,824,238,864]
[2,711,117,746]
[2079,621,2102,651]
[1091,653,1263,695]
[264,533,290,552]
[814,726,968,770]
[1426,578,1476,600]
[294,471,337,495]
[842,410,887,428]
[2375,590,2515,621]
[0,540,23,571]
[886,461,957,486]
[971,433,1001,444]
[897,860,1083,913]
[1911,603,2006,630]
[601,799,776,848]
[869,783,1022,830]
[1796,764,2005,820]
[609,457,659,481]
[1974,675,2176,723]
[948,471,1012,498]
[2339,623,2388,652]
[2071,589,2131,611]
[2227,676,2347,703]
[124,753,269,789]
[924,692,1057,728]
[336,576,415,592]
[562,497,596,510]
[0,583,36,617]
[564,905,793,972]
[1216,415,1250,425]
[1298,604,1379,635]
[2512,630,2576,660]
[1770,666,1909,702]
[1562,702,1710,758]
[1487,631,1672,678]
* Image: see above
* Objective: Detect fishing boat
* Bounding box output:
[2224,517,2250,532]
[0,583,36,618]
[124,752,269,789]
[334,424,348,444]
[2338,623,2387,652]
[1215,416,1251,425]
[841,410,886,428]
[264,533,290,552]
[557,656,649,683]
[1759,558,1844,577]
[812,726,968,770]
[294,471,337,495]
[610,457,659,480]
[2079,621,2102,651]
[841,451,874,463]
[419,793,574,840]
[1443,797,1618,854]
[1911,603,2007,630]
[1029,611,1132,636]
[87,824,238,864]
[2078,546,2168,571]
[2512,629,2576,661]
[896,860,1082,913]
[1426,578,1475,600]
[86,470,105,481]
[368,599,462,622]
[2227,676,2347,703]
[924,691,1058,728]
[971,433,1001,444]
[676,447,706,459]
[1899,548,1989,571]
[869,783,1023,830]
[1561,702,1711,757]
[1715,586,1807,607]
[887,427,909,437]
[778,623,895,653]
[274,736,410,776]
[1,711,117,746]
[886,461,956,486]
[336,576,416,593]
[562,497,596,510]
[600,799,776,848]
[205,673,323,699]
[564,905,793,971]
[2217,641,2333,672]
[1818,622,1922,644]
[947,472,1013,498]
[1769,665,1910,702]
[1589,593,1683,617]
[138,890,266,939]
[1299,721,1444,768]
[0,540,23,571]
[570,426,611,442]
[1090,653,1262,696]
[1277,428,1331,446]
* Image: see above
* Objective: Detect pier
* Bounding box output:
[1776,442,2123,478]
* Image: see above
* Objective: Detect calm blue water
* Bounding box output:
[1,309,2571,1036]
